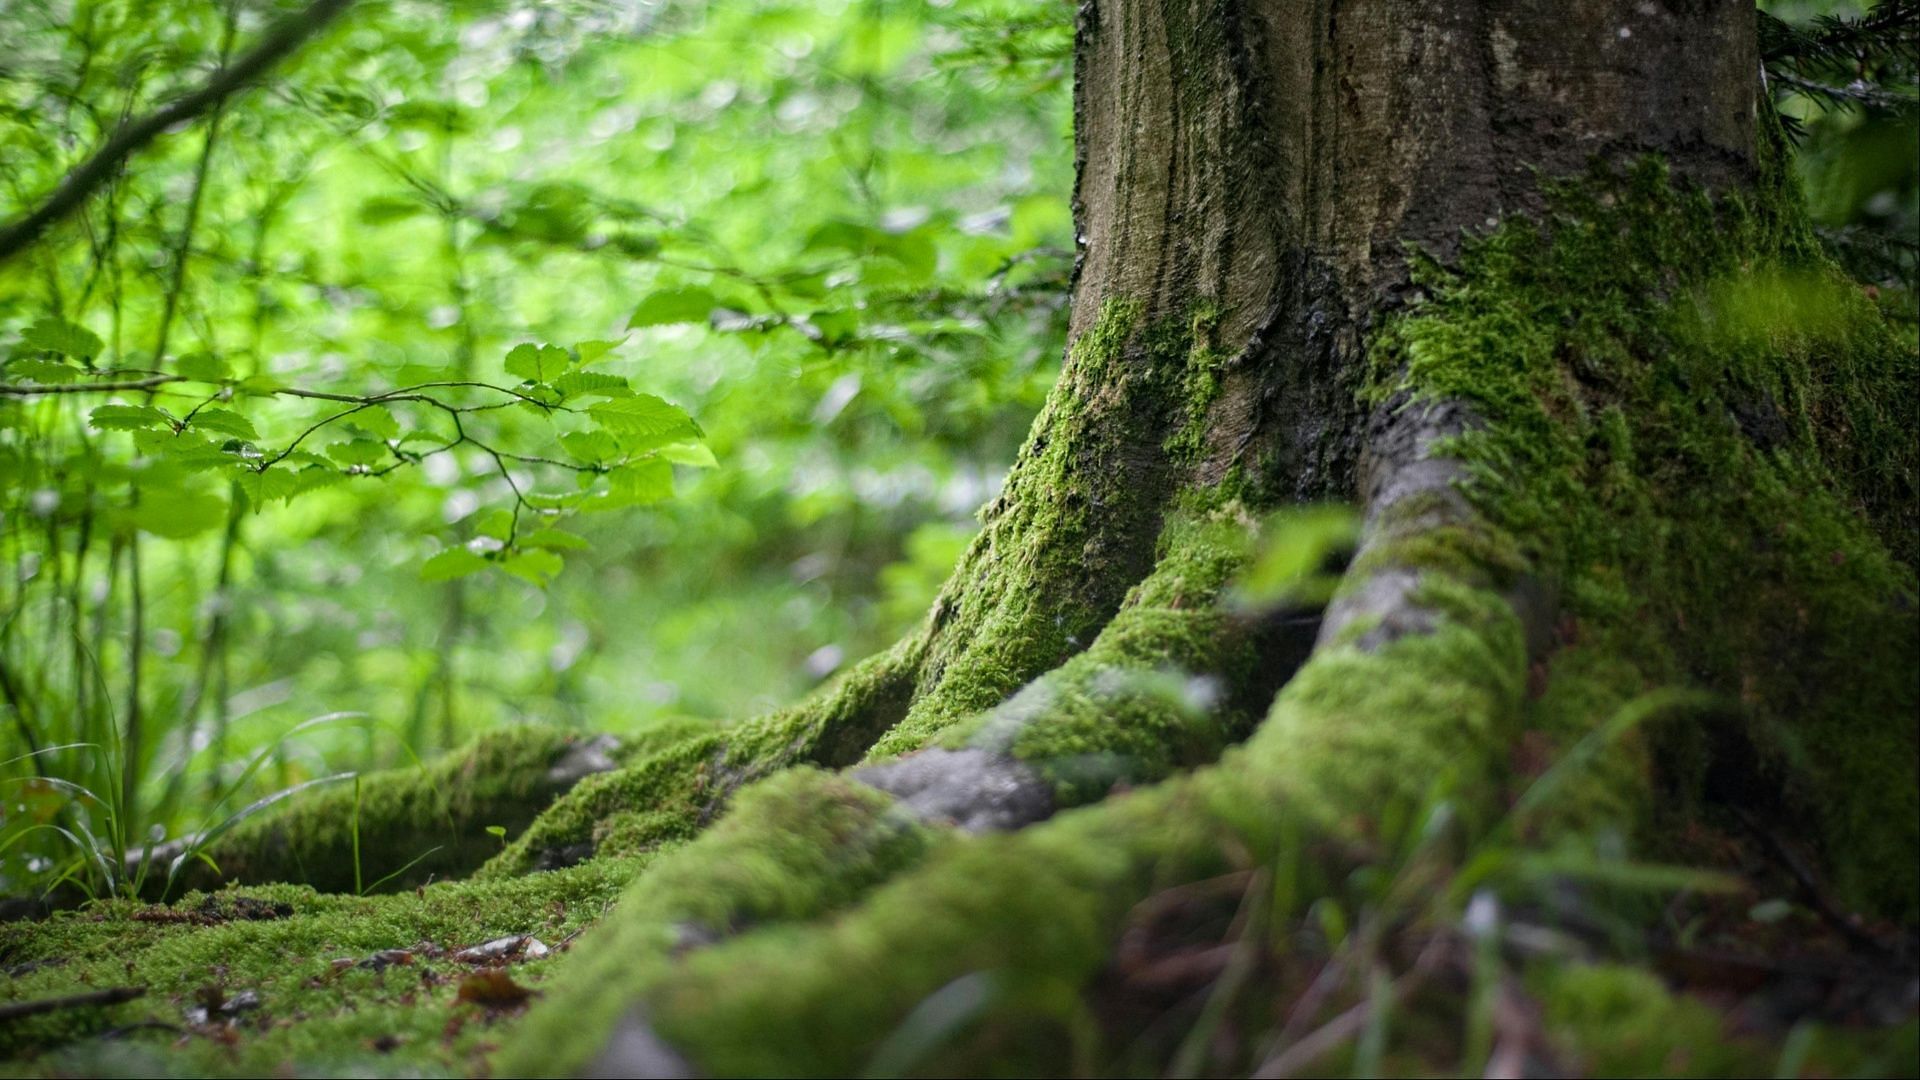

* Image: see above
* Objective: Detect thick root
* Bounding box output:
[501,512,1530,1076]
[499,406,1534,1076]
[142,727,628,898]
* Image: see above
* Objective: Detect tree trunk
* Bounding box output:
[4,2,1913,1076]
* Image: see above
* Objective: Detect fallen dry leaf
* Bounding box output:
[455,969,531,1008]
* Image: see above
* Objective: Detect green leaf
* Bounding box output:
[130,488,227,538]
[475,508,516,541]
[422,546,491,582]
[135,431,231,471]
[605,458,673,505]
[658,442,718,468]
[358,196,426,224]
[175,352,230,383]
[292,466,346,497]
[516,384,564,411]
[7,358,80,384]
[22,317,103,361]
[520,527,590,551]
[326,439,388,467]
[505,343,572,382]
[573,339,626,365]
[1232,505,1360,610]
[90,405,171,432]
[345,405,400,441]
[803,220,878,256]
[560,430,621,464]
[234,468,298,510]
[552,371,633,401]
[188,408,258,440]
[628,287,719,328]
[589,395,702,445]
[502,548,565,586]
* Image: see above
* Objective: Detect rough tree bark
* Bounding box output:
[3,2,1914,1076]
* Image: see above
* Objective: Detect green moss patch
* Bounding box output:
[0,855,648,1075]
[1371,157,1919,918]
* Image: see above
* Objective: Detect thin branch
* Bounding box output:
[0,986,145,1022]
[0,0,356,265]
[0,376,177,396]
[1771,69,1916,112]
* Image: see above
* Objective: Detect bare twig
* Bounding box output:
[0,986,146,1021]
[0,376,179,396]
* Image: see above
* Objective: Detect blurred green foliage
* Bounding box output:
[0,0,1072,892]
[1763,0,1919,317]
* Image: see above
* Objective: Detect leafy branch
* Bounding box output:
[2,323,710,586]
[1760,0,1918,127]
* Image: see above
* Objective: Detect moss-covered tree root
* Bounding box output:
[488,166,1918,1077]
[7,160,1914,1078]
[505,503,1533,1077]
[143,726,631,898]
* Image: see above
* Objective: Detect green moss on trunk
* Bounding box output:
[1372,158,1919,918]
[926,509,1285,806]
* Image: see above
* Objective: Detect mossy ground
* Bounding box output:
[0,855,649,1076]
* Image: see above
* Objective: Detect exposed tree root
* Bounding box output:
[140,727,628,898]
[498,397,1536,1076]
